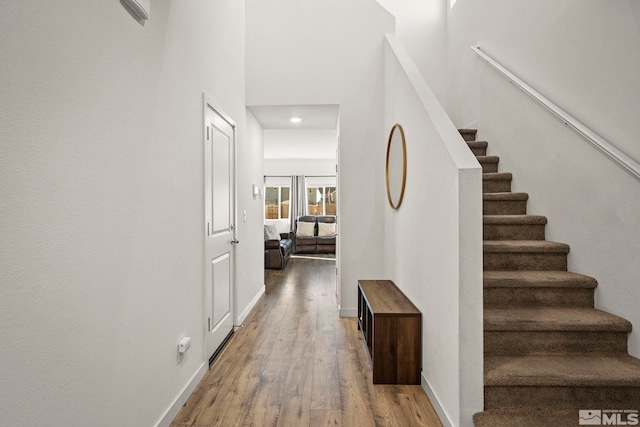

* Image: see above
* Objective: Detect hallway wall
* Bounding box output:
[263,129,338,176]
[383,36,483,427]
[0,2,258,426]
[239,109,267,324]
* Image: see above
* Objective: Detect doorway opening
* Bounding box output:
[248,104,341,302]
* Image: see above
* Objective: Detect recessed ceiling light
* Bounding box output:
[290,117,303,123]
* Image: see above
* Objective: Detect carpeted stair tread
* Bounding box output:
[483,172,512,181]
[484,307,632,332]
[484,215,547,240]
[469,141,488,156]
[485,354,640,387]
[482,173,512,193]
[484,192,529,215]
[477,155,499,173]
[483,271,597,289]
[473,409,583,427]
[467,140,488,149]
[483,271,596,308]
[484,215,547,225]
[476,155,500,163]
[483,192,528,201]
[484,240,570,253]
[459,128,477,141]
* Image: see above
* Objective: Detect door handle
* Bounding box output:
[231,239,239,245]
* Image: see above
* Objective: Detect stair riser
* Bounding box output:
[483,200,527,215]
[484,224,545,240]
[484,288,594,308]
[485,386,640,410]
[481,162,499,173]
[484,331,628,355]
[483,180,511,193]
[470,147,487,156]
[474,411,580,427]
[461,133,476,142]
[484,253,567,271]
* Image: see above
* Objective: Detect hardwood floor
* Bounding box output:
[171,257,442,427]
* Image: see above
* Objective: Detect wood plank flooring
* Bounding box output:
[171,257,442,427]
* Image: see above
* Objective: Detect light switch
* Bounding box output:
[243,210,247,222]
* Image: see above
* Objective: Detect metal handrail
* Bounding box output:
[471,45,640,182]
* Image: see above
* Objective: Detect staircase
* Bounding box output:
[461,129,640,426]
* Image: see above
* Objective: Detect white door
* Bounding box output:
[204,99,236,362]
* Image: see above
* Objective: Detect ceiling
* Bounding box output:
[249,104,340,160]
[248,104,339,130]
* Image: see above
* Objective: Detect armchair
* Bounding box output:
[264,225,293,269]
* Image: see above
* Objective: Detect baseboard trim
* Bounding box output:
[236,285,265,325]
[339,307,357,318]
[155,362,207,427]
[421,372,454,427]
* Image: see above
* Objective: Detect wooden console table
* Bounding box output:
[357,280,422,384]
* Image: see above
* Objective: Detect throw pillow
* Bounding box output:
[264,224,281,240]
[296,221,315,237]
[318,222,336,237]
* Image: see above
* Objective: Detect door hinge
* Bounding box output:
[207,126,210,140]
[208,317,211,331]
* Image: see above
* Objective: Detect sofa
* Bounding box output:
[292,215,337,254]
[264,225,293,269]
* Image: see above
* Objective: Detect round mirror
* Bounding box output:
[386,124,407,209]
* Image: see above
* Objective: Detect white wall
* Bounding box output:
[438,0,640,356]
[447,1,640,162]
[238,110,267,323]
[384,36,483,427]
[264,159,336,176]
[264,129,338,160]
[374,0,449,103]
[246,0,395,315]
[0,2,255,426]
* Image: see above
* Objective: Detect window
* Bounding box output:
[264,186,290,220]
[307,186,336,216]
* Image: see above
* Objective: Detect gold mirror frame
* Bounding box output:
[385,123,407,209]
